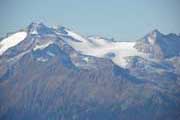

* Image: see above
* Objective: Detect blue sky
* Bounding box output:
[0,0,180,41]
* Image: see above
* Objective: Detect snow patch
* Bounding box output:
[148,36,156,45]
[0,32,27,55]
[31,29,38,35]
[83,57,89,63]
[88,37,110,46]
[36,57,48,62]
[66,29,87,42]
[33,41,53,51]
[47,51,55,57]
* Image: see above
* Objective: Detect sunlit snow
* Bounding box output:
[65,36,145,67]
[33,41,53,51]
[66,29,87,42]
[0,32,27,55]
[36,57,48,62]
[31,29,38,35]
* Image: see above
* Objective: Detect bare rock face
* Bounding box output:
[134,29,180,59]
[0,23,180,120]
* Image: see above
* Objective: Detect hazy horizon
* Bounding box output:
[0,0,180,41]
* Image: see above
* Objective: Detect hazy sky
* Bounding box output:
[0,0,180,41]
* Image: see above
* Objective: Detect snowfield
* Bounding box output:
[64,33,145,67]
[0,28,146,68]
[0,32,27,55]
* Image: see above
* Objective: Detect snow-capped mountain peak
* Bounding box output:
[0,23,179,68]
[0,22,180,120]
[144,29,163,45]
[28,22,54,36]
[0,23,150,68]
[135,29,180,59]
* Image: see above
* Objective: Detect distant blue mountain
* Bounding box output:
[0,23,180,120]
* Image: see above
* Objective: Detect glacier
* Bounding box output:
[0,22,180,120]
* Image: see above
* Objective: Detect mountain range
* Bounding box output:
[0,22,180,120]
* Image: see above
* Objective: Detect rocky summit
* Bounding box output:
[0,23,180,120]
